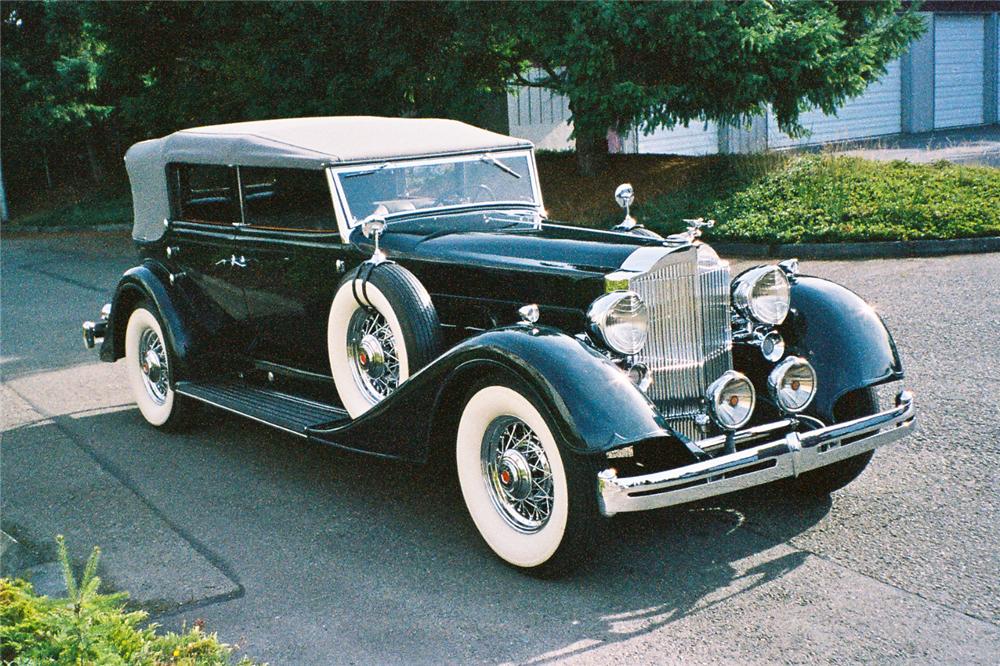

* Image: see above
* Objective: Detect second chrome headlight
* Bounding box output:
[706,370,756,430]
[768,356,817,413]
[732,265,791,325]
[587,291,648,355]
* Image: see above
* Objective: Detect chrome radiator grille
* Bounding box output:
[629,247,733,438]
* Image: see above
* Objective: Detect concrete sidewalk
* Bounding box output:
[828,124,1000,167]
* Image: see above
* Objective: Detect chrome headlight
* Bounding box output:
[705,370,756,431]
[768,356,817,413]
[587,291,648,355]
[732,266,791,325]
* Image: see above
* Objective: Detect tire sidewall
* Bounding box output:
[456,384,570,569]
[125,306,176,426]
[328,279,411,418]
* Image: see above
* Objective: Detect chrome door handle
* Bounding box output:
[214,254,249,268]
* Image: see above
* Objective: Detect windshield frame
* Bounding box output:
[326,148,544,241]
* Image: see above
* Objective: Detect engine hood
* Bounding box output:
[350,209,670,277]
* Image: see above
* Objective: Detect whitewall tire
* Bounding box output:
[328,264,441,418]
[456,382,602,574]
[124,305,184,427]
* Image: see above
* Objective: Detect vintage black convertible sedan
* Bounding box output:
[83,117,915,574]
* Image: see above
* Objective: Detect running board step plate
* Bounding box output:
[175,380,349,437]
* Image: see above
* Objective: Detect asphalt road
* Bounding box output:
[2,231,998,665]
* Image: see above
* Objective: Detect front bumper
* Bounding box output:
[81,303,111,350]
[598,390,915,516]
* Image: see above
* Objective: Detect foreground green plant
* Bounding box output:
[0,535,259,665]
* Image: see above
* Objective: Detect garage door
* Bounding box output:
[934,15,986,128]
[636,121,719,155]
[768,59,902,148]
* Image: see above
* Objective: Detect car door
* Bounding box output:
[164,163,253,353]
[234,166,358,375]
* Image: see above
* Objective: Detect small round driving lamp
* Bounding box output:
[587,291,649,355]
[759,330,785,362]
[732,266,791,325]
[768,356,817,414]
[705,371,756,431]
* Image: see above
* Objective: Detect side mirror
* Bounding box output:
[361,215,388,264]
[614,183,635,210]
[613,183,637,231]
[361,216,386,240]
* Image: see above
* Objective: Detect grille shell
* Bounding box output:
[628,246,733,439]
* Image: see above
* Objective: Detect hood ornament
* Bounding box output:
[668,217,715,244]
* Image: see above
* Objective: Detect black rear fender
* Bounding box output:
[100,261,207,381]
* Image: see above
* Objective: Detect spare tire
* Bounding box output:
[328,263,442,417]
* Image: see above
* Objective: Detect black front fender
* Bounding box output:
[781,276,904,423]
[308,325,691,463]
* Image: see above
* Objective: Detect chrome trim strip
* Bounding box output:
[597,391,916,516]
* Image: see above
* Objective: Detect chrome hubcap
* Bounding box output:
[481,416,553,533]
[348,309,400,403]
[138,328,168,405]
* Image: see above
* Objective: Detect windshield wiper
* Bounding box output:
[343,162,389,178]
[480,153,522,179]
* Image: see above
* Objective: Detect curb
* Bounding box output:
[3,223,131,235]
[711,236,1000,259]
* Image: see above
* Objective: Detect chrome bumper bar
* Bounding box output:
[598,390,915,517]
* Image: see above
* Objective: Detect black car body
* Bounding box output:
[83,117,915,573]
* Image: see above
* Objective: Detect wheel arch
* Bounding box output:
[100,261,200,382]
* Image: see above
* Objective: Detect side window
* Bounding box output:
[240,167,334,231]
[171,164,238,224]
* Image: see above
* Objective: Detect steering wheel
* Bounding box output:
[472,183,495,203]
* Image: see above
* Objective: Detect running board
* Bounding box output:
[175,380,349,437]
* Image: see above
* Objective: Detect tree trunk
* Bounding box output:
[568,93,610,176]
[575,131,610,177]
[0,156,9,223]
[43,147,53,190]
[85,139,104,183]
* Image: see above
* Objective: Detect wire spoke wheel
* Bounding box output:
[347,308,401,404]
[481,416,554,533]
[137,327,169,405]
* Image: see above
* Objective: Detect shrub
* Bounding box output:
[0,535,260,665]
[636,154,1000,243]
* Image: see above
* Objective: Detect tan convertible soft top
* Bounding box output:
[125,116,532,242]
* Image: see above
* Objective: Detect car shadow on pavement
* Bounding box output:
[5,405,832,663]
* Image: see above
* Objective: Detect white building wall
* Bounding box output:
[634,121,720,155]
[506,71,574,151]
[768,59,902,148]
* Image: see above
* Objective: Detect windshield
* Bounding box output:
[334,152,538,223]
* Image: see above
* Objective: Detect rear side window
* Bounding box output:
[241,167,334,231]
[171,164,238,224]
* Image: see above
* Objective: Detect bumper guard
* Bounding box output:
[598,390,915,516]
